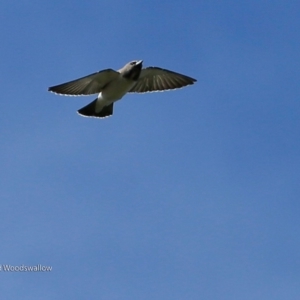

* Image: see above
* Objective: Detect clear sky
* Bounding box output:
[1,0,299,299]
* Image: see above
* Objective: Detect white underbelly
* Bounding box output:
[95,78,136,112]
[101,78,136,101]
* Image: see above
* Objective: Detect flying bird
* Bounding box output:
[48,60,196,118]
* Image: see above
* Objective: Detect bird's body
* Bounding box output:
[99,75,136,104]
[48,60,196,118]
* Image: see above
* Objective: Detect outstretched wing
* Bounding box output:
[48,69,119,96]
[129,67,196,93]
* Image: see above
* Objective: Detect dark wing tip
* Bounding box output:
[47,85,65,94]
[183,77,197,84]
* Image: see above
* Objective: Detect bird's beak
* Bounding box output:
[136,60,143,65]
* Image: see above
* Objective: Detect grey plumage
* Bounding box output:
[129,67,196,93]
[48,69,119,96]
[48,60,196,118]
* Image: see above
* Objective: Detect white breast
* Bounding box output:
[94,77,136,113]
[101,77,136,101]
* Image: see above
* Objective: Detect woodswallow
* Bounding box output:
[48,60,196,118]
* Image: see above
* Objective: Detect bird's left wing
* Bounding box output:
[129,67,196,93]
[48,69,119,96]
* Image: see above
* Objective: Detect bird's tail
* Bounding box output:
[77,99,114,118]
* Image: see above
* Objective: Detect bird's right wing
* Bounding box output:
[129,67,196,93]
[48,69,119,96]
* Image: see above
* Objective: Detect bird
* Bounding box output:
[48,60,196,118]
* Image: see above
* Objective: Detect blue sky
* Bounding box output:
[1,0,299,299]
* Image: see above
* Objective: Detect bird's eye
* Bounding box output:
[130,62,136,65]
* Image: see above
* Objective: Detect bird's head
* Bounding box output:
[120,60,143,80]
